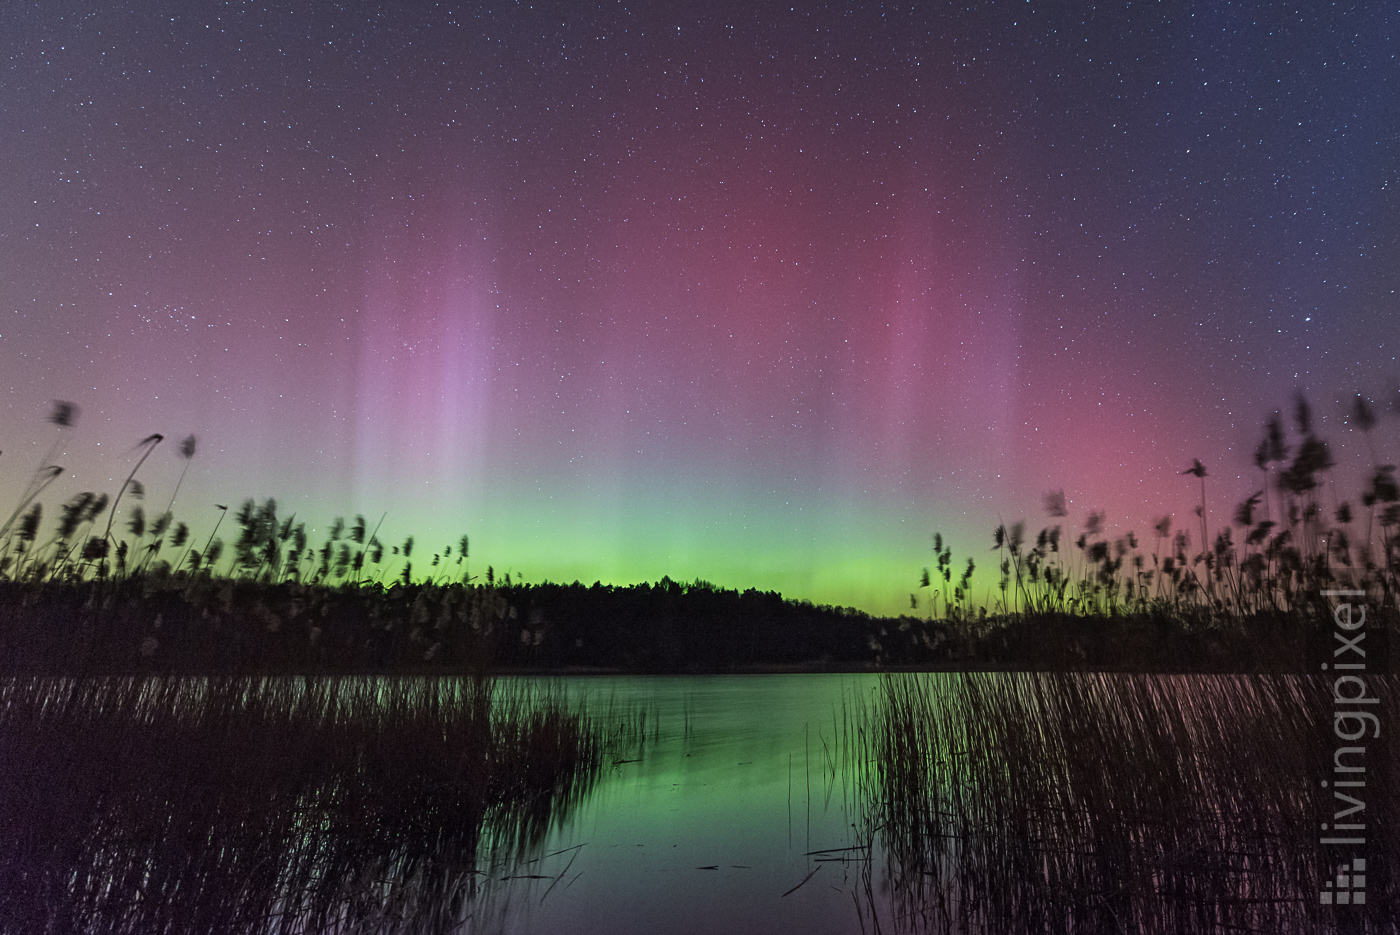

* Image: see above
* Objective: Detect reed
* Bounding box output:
[843,671,1399,933]
[3,390,1398,674]
[0,674,639,934]
[0,401,75,545]
[907,393,1400,670]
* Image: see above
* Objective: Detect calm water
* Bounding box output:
[5,672,1386,933]
[496,674,883,935]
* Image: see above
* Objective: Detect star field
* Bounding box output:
[2,2,1396,613]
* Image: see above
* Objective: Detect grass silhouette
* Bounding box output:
[841,671,1399,933]
[915,393,1400,625]
[1,390,1397,674]
[0,674,645,933]
[0,407,649,931]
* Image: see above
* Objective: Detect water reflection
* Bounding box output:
[3,673,1389,933]
[499,674,876,935]
[0,676,614,934]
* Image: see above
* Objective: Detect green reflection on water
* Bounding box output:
[6,672,1375,934]
[499,674,882,935]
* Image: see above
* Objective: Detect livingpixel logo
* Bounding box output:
[1321,858,1366,906]
[1320,589,1379,912]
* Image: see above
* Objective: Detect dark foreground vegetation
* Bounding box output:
[3,394,1398,932]
[2,391,1398,673]
[4,573,1395,675]
[838,672,1399,934]
[0,675,642,934]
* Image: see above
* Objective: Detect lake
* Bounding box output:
[493,674,881,935]
[1,671,1392,933]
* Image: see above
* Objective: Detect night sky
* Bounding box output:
[2,2,1396,614]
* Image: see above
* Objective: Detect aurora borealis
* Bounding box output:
[2,2,1395,614]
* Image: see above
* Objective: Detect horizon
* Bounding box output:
[2,388,1393,617]
[3,2,1395,617]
